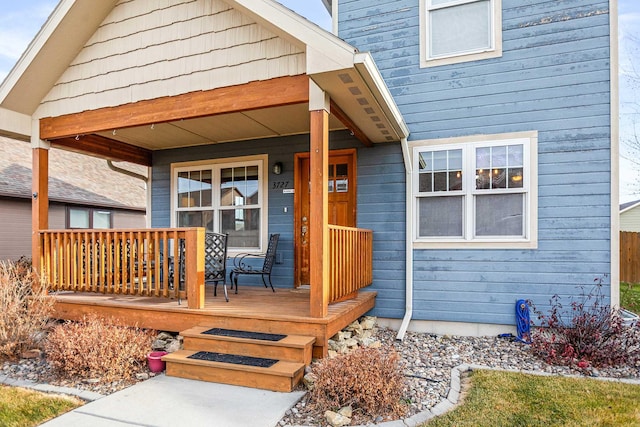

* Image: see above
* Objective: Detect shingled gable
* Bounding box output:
[0,0,408,144]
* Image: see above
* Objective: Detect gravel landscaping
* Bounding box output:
[2,323,640,427]
[278,326,640,427]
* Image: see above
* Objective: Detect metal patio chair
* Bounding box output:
[205,232,229,302]
[229,233,279,294]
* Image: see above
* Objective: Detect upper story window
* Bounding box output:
[411,132,538,249]
[172,155,268,253]
[420,0,502,68]
[67,207,112,229]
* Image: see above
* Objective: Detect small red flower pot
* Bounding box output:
[147,351,168,373]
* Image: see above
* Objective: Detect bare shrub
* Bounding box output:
[45,315,155,382]
[0,260,54,359]
[530,277,640,368]
[309,347,407,420]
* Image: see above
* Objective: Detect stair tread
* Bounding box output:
[164,350,304,377]
[182,326,316,347]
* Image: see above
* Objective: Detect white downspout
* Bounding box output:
[397,137,413,340]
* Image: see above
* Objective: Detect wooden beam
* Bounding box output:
[330,100,372,147]
[40,75,310,140]
[309,109,330,318]
[51,134,152,166]
[32,148,49,274]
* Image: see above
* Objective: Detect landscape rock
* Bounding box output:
[338,405,353,418]
[325,410,351,427]
[303,372,316,390]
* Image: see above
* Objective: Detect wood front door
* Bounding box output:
[294,149,357,286]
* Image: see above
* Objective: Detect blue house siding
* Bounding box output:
[339,0,612,324]
[151,131,407,302]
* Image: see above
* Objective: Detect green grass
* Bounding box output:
[0,385,82,427]
[425,370,640,427]
[621,282,640,313]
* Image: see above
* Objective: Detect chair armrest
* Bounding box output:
[232,253,266,270]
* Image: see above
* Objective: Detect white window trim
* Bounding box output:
[170,154,269,254]
[419,0,503,68]
[410,131,538,249]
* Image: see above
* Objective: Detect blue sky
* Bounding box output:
[0,0,638,200]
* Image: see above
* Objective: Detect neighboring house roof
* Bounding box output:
[620,199,640,214]
[0,136,146,210]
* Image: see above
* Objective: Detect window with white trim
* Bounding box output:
[173,157,266,252]
[67,207,112,229]
[413,134,536,247]
[420,0,502,67]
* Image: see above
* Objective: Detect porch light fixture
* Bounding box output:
[272,162,283,175]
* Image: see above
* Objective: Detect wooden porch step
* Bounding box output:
[163,349,305,392]
[181,325,316,364]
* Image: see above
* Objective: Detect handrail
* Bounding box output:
[328,225,373,303]
[40,228,205,309]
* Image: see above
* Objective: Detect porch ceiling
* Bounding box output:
[40,68,407,165]
[93,103,346,150]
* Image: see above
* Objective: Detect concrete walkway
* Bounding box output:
[38,375,305,427]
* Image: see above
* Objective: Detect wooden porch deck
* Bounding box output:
[51,286,376,358]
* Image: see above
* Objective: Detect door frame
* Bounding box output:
[293,148,357,287]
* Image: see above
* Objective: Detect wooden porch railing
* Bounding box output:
[328,225,373,303]
[39,228,206,309]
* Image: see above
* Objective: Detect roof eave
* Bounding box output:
[0,0,119,116]
[620,201,640,214]
[353,53,410,140]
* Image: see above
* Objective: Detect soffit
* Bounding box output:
[94,104,346,150]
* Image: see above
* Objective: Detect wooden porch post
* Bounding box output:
[185,228,205,309]
[31,145,49,274]
[309,81,330,318]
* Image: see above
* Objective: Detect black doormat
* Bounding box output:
[202,328,286,342]
[187,351,278,368]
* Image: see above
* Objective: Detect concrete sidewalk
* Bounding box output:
[40,375,305,427]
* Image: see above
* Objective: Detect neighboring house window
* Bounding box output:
[172,155,267,252]
[420,0,502,67]
[67,207,112,229]
[411,132,537,249]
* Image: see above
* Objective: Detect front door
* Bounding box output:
[294,149,357,286]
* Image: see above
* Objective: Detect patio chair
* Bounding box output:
[229,233,279,294]
[205,232,229,302]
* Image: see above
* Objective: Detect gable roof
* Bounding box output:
[0,0,408,144]
[621,199,640,214]
[0,136,146,210]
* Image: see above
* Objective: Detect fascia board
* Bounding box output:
[0,0,119,115]
[353,53,410,139]
[0,0,75,105]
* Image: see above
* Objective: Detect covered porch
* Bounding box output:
[32,72,394,326]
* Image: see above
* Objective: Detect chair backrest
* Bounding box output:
[205,232,228,282]
[262,234,280,273]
